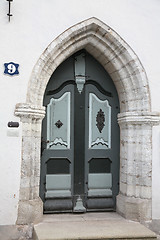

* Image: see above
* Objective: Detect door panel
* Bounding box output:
[47,92,71,150]
[45,174,71,198]
[40,84,74,213]
[89,93,111,149]
[40,50,120,213]
[85,83,116,210]
[88,173,112,196]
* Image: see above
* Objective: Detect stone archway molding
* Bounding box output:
[15,17,160,224]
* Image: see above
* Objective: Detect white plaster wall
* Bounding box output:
[152,126,160,219]
[0,75,22,224]
[0,0,160,224]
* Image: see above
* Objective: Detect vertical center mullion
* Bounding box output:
[73,52,86,207]
[73,87,85,197]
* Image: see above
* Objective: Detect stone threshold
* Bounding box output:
[33,212,157,240]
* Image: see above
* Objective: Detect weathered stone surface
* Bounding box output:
[33,213,157,240]
[117,194,152,221]
[0,224,33,240]
[144,219,160,235]
[16,198,43,225]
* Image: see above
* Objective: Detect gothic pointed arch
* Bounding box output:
[25,17,150,113]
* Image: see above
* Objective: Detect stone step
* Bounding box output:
[33,213,157,240]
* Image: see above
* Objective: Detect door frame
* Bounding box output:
[15,17,158,224]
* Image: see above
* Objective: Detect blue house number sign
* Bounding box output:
[4,62,19,76]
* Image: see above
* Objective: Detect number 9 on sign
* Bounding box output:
[4,62,19,76]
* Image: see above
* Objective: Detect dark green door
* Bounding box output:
[40,50,120,213]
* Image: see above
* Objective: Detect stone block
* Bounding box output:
[117,193,151,221]
[145,219,160,235]
[19,187,30,201]
[0,224,33,240]
[16,198,43,225]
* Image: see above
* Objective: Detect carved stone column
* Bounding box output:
[117,111,160,221]
[15,103,45,224]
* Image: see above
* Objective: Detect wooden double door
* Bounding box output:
[40,51,120,213]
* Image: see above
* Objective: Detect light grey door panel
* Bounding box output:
[45,174,71,198]
[88,173,112,197]
[47,92,71,150]
[89,93,111,149]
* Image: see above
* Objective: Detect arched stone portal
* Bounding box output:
[15,17,159,224]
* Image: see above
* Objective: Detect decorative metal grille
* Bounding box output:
[96,109,105,133]
[55,120,63,129]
